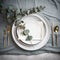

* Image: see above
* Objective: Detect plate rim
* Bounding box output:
[12,14,50,51]
[16,15,46,45]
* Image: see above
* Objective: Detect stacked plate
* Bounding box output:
[12,14,50,51]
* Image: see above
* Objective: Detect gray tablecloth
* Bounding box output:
[0,0,60,55]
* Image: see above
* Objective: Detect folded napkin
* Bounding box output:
[17,16,44,45]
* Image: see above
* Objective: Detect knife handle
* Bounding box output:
[51,25,54,46]
[7,32,10,46]
[55,33,58,46]
[3,36,6,48]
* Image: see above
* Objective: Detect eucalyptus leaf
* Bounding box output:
[23,29,29,35]
[26,36,32,41]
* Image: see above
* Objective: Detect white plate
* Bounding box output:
[12,14,50,51]
[16,15,45,45]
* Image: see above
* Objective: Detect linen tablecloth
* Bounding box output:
[0,0,60,55]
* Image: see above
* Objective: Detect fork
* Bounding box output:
[3,29,6,48]
[7,25,11,46]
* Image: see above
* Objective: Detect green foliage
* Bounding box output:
[23,29,29,35]
[26,35,32,41]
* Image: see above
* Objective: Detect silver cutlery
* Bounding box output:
[54,26,59,46]
[7,25,11,46]
[3,29,6,48]
[51,23,54,46]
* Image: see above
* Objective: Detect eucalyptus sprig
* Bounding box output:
[23,29,29,35]
[15,20,33,41]
[23,29,33,41]
[0,3,45,25]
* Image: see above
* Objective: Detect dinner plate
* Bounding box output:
[12,14,50,51]
[16,15,45,45]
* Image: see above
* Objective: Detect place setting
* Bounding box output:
[12,14,50,51]
[0,2,60,55]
